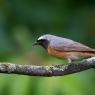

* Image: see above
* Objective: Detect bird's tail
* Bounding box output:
[81,51,95,57]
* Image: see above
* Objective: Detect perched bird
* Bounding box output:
[33,34,95,64]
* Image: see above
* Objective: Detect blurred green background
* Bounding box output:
[0,0,95,95]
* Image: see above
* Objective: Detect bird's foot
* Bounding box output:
[67,58,72,65]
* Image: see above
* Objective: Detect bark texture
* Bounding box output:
[0,57,95,77]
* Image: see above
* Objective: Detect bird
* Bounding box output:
[33,34,95,64]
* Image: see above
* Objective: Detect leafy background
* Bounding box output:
[0,0,95,95]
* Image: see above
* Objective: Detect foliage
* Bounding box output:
[0,0,95,95]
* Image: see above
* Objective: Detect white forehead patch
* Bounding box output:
[37,34,51,40]
[38,36,44,40]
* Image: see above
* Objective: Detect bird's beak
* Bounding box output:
[32,41,38,46]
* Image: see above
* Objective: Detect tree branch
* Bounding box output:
[0,57,95,77]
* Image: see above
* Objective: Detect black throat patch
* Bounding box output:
[39,39,49,49]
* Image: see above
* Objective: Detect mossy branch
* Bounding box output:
[0,57,95,77]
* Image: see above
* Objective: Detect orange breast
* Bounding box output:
[47,46,68,59]
[47,46,95,59]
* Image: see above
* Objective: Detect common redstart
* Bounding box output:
[33,34,95,63]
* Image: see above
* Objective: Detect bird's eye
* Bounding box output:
[37,39,41,42]
[37,39,45,42]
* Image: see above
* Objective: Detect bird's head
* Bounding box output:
[33,34,53,49]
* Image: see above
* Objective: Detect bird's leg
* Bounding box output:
[67,58,72,64]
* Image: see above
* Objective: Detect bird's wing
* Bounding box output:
[50,37,95,52]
